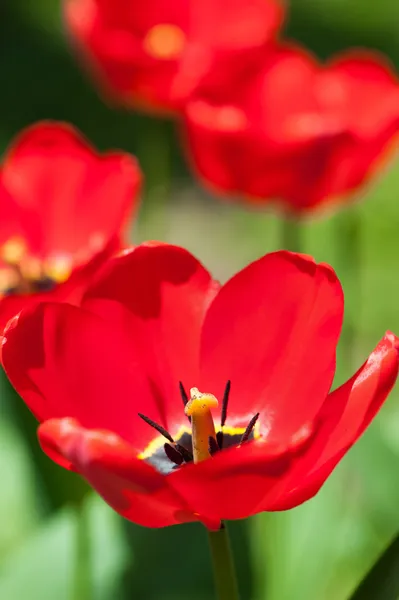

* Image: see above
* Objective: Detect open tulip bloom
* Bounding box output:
[2,243,398,531]
[183,44,399,212]
[0,121,141,332]
[63,0,283,114]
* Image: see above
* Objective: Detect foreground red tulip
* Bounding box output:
[183,45,399,212]
[0,121,141,332]
[63,0,283,114]
[2,244,398,528]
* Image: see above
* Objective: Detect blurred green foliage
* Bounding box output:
[1,0,399,599]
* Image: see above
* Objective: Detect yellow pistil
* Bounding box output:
[143,24,186,60]
[184,387,218,463]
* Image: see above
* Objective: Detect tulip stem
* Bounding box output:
[137,116,173,242]
[335,203,362,372]
[72,502,92,600]
[208,523,240,600]
[280,211,302,252]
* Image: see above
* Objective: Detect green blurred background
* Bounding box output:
[1,1,399,598]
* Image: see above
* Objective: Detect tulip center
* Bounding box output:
[143,24,186,60]
[0,237,71,297]
[138,381,260,474]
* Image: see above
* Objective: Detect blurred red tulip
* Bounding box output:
[63,0,284,114]
[2,244,398,528]
[0,121,141,332]
[183,45,399,212]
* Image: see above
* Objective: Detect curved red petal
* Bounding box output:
[1,302,168,450]
[50,235,120,304]
[0,176,20,244]
[38,418,192,527]
[82,243,219,432]
[1,121,141,258]
[200,251,343,439]
[327,51,399,137]
[168,427,314,522]
[266,332,399,510]
[37,418,77,471]
[0,294,46,338]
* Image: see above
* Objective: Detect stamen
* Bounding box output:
[184,387,218,463]
[220,380,231,428]
[1,237,27,265]
[179,381,189,407]
[143,24,186,60]
[175,443,193,463]
[179,381,191,422]
[240,413,260,445]
[138,413,174,444]
[218,380,231,449]
[164,443,183,465]
[208,436,219,456]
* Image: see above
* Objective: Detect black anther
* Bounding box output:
[175,444,193,462]
[179,381,191,422]
[209,436,220,455]
[164,443,184,465]
[220,380,231,428]
[138,413,174,444]
[240,413,260,444]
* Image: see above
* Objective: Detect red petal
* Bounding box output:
[82,243,218,432]
[168,429,313,522]
[200,251,343,439]
[1,121,141,259]
[1,302,169,450]
[327,51,399,137]
[38,419,192,527]
[0,177,20,244]
[0,294,46,339]
[267,332,399,510]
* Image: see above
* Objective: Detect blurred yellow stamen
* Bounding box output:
[21,256,43,281]
[185,387,218,463]
[44,255,73,283]
[0,237,72,294]
[1,237,27,265]
[0,268,20,294]
[143,24,186,60]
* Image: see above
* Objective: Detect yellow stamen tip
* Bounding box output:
[1,237,27,264]
[143,24,186,60]
[185,388,218,417]
[44,255,73,283]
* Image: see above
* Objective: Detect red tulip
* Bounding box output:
[63,0,283,114]
[0,121,141,332]
[183,45,399,212]
[2,244,398,528]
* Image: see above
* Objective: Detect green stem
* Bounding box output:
[208,524,240,600]
[72,503,92,600]
[280,212,302,253]
[136,116,173,242]
[334,203,362,372]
